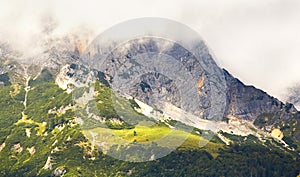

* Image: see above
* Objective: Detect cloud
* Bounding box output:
[286,83,300,110]
[0,0,299,102]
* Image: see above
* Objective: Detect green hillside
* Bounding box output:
[0,72,300,177]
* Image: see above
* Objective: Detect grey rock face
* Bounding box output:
[223,69,298,122]
[81,36,298,126]
[86,37,227,120]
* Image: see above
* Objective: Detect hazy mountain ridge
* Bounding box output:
[224,69,298,121]
[1,36,300,176]
[1,37,299,142]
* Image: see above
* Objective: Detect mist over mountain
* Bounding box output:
[286,84,300,110]
[1,1,300,175]
[1,31,299,138]
[1,29,300,176]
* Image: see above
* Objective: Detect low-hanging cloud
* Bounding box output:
[286,84,300,110]
[0,0,300,102]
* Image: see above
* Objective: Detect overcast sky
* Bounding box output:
[0,0,300,103]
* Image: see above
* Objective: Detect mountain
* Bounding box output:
[1,35,300,176]
[75,36,300,144]
[224,69,300,142]
[224,69,298,120]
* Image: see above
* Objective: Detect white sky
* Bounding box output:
[0,0,300,102]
